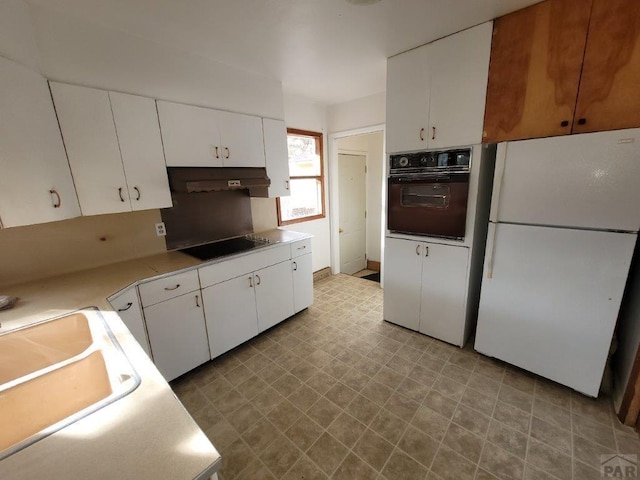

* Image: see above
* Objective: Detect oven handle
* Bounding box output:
[389,173,469,183]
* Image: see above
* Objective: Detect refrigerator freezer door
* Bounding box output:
[492,128,640,232]
[475,223,636,396]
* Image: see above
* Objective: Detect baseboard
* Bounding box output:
[313,267,332,282]
[367,260,381,272]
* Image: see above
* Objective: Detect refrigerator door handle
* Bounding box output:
[486,222,498,279]
[489,143,508,223]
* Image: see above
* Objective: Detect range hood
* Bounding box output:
[167,167,271,196]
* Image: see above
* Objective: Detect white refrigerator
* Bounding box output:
[475,128,640,397]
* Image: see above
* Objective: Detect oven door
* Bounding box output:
[387,173,470,238]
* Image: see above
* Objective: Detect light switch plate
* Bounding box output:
[155,222,166,236]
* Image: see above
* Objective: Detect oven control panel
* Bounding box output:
[390,148,471,174]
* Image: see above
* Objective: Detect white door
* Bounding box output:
[263,118,290,197]
[202,275,259,359]
[255,261,295,332]
[0,57,80,227]
[493,129,640,231]
[109,92,172,211]
[157,100,222,167]
[428,22,492,149]
[217,110,266,167]
[383,237,423,331]
[50,82,131,216]
[109,287,152,358]
[143,292,210,381]
[475,223,636,396]
[419,243,469,346]
[386,44,431,153]
[338,154,367,275]
[292,253,314,313]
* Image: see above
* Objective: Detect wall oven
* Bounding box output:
[387,148,472,239]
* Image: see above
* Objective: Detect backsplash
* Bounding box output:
[0,210,166,287]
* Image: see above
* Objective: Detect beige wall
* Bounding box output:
[328,92,386,133]
[0,210,167,287]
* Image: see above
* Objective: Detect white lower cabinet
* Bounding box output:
[292,253,313,313]
[143,292,210,381]
[255,261,295,332]
[383,237,469,345]
[108,287,152,358]
[202,275,259,358]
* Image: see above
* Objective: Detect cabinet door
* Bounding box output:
[109,92,172,211]
[217,110,266,167]
[157,100,222,167]
[382,237,423,331]
[419,243,469,346]
[202,275,258,359]
[292,253,313,313]
[386,44,430,153]
[262,118,290,197]
[482,0,591,143]
[429,22,492,149]
[0,58,80,227]
[109,287,152,358]
[255,261,295,332]
[573,0,640,134]
[144,292,210,381]
[50,82,131,216]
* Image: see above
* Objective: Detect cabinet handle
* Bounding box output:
[285,180,290,190]
[577,118,587,125]
[118,302,133,312]
[224,147,230,159]
[419,128,425,141]
[118,187,125,202]
[214,146,220,159]
[255,274,261,286]
[432,126,436,140]
[560,120,569,127]
[49,189,61,208]
[425,245,429,257]
[195,294,200,308]
[293,261,298,271]
[415,244,421,256]
[164,284,180,291]
[249,276,253,288]
[297,245,307,250]
[134,186,141,201]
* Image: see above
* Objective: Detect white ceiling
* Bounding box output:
[26,0,540,105]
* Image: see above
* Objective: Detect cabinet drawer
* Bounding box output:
[199,245,290,288]
[138,270,200,307]
[291,239,312,258]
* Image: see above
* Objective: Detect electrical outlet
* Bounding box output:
[155,222,166,236]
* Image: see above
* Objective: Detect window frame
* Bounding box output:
[276,128,326,226]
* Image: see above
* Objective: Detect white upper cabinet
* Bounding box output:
[386,44,431,154]
[262,118,290,197]
[428,22,492,149]
[51,83,172,216]
[157,100,266,168]
[157,100,222,167]
[217,110,266,168]
[109,92,172,211]
[0,58,80,228]
[50,82,131,216]
[386,21,492,153]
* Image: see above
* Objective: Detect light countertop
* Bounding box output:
[0,229,311,479]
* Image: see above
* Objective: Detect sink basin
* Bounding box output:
[0,313,93,384]
[0,309,140,459]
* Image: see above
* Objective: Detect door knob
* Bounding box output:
[339,228,344,233]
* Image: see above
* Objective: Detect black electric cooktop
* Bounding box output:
[179,237,264,261]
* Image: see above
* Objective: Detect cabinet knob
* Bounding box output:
[49,189,61,208]
[560,120,569,127]
[577,118,587,125]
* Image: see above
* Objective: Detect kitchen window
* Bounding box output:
[277,128,325,225]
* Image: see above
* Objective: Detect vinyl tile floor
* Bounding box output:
[171,274,640,480]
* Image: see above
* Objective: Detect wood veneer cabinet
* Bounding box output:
[483,0,640,142]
